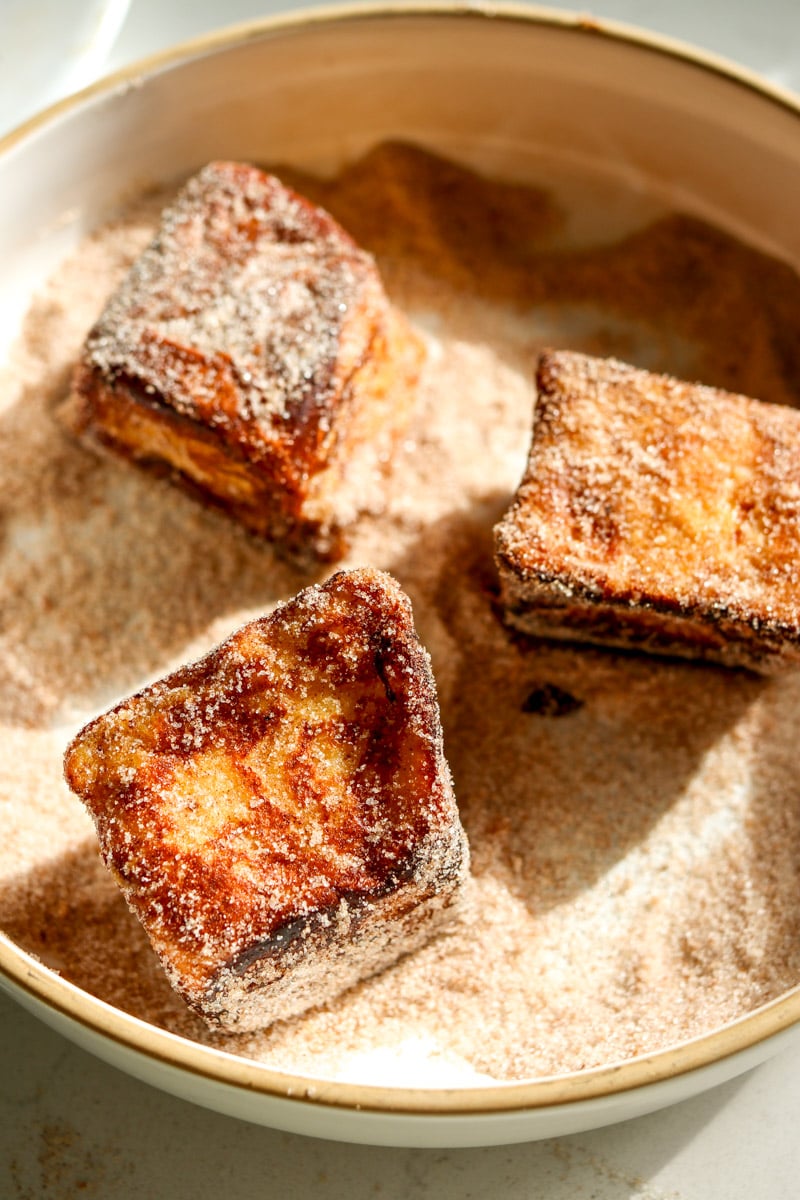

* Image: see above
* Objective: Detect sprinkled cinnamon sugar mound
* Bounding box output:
[63,567,468,1032]
[3,143,800,1083]
[495,350,800,671]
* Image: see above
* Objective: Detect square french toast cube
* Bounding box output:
[494,350,800,671]
[63,569,468,1032]
[64,161,424,560]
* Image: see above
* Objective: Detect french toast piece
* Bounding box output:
[494,350,800,671]
[63,569,468,1032]
[64,161,424,561]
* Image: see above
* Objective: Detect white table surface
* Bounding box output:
[2,2,800,1196]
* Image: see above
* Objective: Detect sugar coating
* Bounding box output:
[63,568,468,1031]
[496,350,800,670]
[65,161,424,559]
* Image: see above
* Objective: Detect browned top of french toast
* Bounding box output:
[495,351,800,636]
[75,161,389,475]
[63,569,460,996]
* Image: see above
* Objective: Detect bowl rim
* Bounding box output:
[3,0,800,157]
[2,0,800,1120]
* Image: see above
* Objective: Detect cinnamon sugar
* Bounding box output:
[2,143,800,1084]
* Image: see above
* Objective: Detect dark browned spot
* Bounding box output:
[522,683,584,717]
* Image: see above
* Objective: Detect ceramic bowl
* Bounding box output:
[1,2,800,1148]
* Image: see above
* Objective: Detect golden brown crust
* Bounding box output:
[65,161,424,560]
[495,350,800,671]
[63,568,468,1031]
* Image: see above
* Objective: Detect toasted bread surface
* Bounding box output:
[65,161,423,559]
[495,351,800,669]
[63,569,467,1030]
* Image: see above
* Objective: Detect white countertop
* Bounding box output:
[2,3,800,1196]
[2,987,800,1197]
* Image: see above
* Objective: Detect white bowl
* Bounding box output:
[1,2,800,1148]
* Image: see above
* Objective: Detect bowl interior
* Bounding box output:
[3,5,799,341]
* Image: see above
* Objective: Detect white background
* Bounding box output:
[2,2,800,1196]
